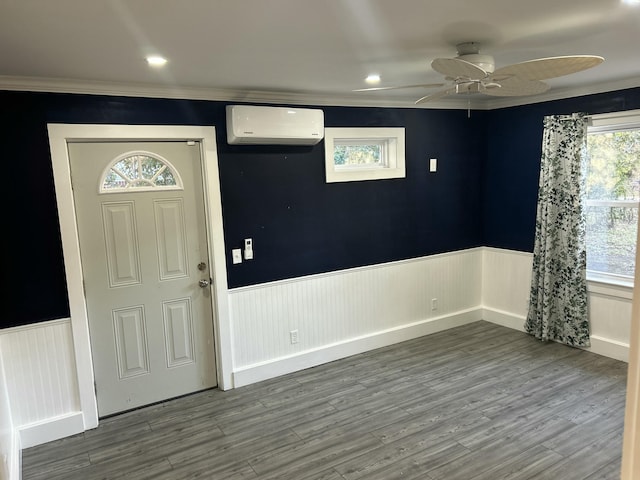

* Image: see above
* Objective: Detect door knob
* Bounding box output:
[198,279,210,288]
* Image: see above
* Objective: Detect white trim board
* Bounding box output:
[47,124,232,432]
[229,247,482,294]
[233,308,482,387]
[233,302,631,389]
[18,412,84,449]
[621,220,640,479]
[10,430,20,480]
[482,307,630,362]
[2,75,639,111]
[0,317,71,336]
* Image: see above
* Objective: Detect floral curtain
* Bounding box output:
[525,113,590,347]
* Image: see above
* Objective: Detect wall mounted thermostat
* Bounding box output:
[244,238,254,260]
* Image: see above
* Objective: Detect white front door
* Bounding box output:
[68,141,217,417]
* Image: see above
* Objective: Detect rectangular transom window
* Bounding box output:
[585,110,640,286]
[324,127,405,183]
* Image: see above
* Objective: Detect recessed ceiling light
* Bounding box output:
[365,74,381,84]
[146,55,167,67]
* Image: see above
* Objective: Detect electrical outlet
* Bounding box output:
[431,298,438,311]
[290,329,299,344]
[232,249,242,264]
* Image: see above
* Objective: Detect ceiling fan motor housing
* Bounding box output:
[455,42,495,74]
[457,53,495,74]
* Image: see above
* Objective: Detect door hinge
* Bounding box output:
[82,280,87,296]
[94,381,97,395]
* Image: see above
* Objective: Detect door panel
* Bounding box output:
[68,141,217,417]
[113,305,149,378]
[102,201,142,287]
[154,199,189,280]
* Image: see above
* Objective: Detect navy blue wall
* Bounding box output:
[1,91,485,328]
[5,86,638,329]
[483,87,640,252]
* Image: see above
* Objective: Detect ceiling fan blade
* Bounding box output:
[431,58,488,79]
[415,87,457,104]
[483,77,550,97]
[352,83,444,92]
[491,55,604,81]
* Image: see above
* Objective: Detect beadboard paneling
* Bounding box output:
[482,247,631,361]
[588,284,633,346]
[229,249,483,370]
[481,247,532,317]
[0,319,80,427]
[0,352,15,480]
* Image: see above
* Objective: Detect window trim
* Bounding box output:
[585,109,640,287]
[324,127,405,183]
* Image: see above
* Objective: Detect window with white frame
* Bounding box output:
[324,127,405,183]
[585,110,640,285]
[99,151,183,193]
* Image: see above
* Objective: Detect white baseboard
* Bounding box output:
[481,307,526,332]
[18,412,84,449]
[232,308,482,387]
[482,306,630,362]
[588,335,629,362]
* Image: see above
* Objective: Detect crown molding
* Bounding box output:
[480,76,640,110]
[0,75,475,110]
[0,75,638,111]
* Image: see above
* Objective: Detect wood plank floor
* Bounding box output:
[22,321,628,480]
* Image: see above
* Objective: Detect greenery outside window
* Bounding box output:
[585,110,640,286]
[100,151,183,193]
[324,127,405,183]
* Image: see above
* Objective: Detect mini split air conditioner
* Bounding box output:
[226,105,324,145]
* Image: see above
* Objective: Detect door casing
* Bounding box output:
[48,124,232,430]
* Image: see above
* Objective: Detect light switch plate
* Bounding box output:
[232,249,242,264]
[429,158,437,172]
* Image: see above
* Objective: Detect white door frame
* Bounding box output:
[622,224,640,478]
[48,124,232,430]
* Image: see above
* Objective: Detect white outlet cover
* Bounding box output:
[429,158,437,172]
[232,248,242,264]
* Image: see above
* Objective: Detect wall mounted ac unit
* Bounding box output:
[226,105,324,145]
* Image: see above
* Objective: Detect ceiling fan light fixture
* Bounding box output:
[146,55,167,67]
[365,74,381,84]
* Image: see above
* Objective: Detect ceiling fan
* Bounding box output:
[355,42,604,104]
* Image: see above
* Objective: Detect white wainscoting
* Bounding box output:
[0,319,84,449]
[1,246,632,455]
[230,248,484,386]
[481,247,632,362]
[0,352,18,480]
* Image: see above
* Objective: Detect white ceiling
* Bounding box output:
[1,0,639,109]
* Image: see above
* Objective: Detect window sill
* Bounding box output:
[324,127,405,183]
[587,274,633,300]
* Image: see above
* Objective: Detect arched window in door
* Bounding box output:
[99,151,183,193]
